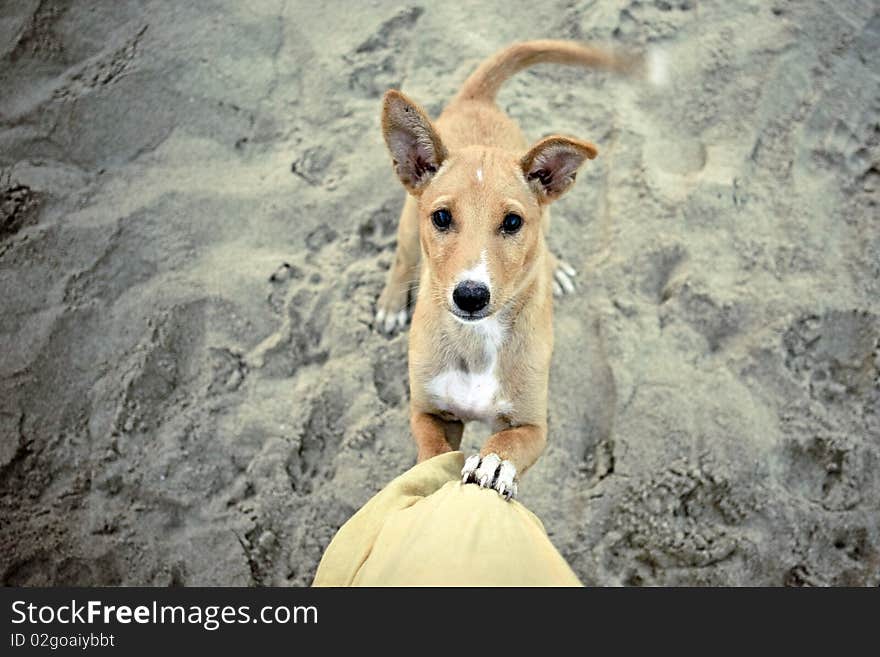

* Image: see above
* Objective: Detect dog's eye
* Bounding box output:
[501,213,523,234]
[431,209,453,231]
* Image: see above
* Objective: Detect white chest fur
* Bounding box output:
[425,317,512,424]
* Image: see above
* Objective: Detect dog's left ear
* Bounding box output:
[381,90,447,194]
[521,136,598,202]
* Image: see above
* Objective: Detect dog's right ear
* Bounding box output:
[521,136,598,203]
[381,90,447,194]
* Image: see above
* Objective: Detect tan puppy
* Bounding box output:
[376,40,641,499]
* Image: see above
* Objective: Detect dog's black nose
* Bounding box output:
[453,280,490,314]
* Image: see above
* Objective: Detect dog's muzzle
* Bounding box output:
[452,280,490,319]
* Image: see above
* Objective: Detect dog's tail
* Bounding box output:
[454,40,653,104]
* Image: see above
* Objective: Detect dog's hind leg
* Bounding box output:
[375,195,421,333]
[549,252,577,297]
[540,208,577,297]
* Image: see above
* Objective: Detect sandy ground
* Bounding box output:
[0,0,878,586]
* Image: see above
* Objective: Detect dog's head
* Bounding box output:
[381,90,596,323]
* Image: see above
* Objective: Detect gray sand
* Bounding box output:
[1,0,877,586]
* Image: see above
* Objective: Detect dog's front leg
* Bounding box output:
[461,425,547,500]
[411,411,464,463]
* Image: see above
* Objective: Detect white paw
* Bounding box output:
[461,454,481,481]
[553,260,576,297]
[374,306,409,334]
[461,453,518,501]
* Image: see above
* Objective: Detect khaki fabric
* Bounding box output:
[313,451,582,586]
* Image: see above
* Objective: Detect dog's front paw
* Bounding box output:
[552,259,577,297]
[461,453,518,501]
